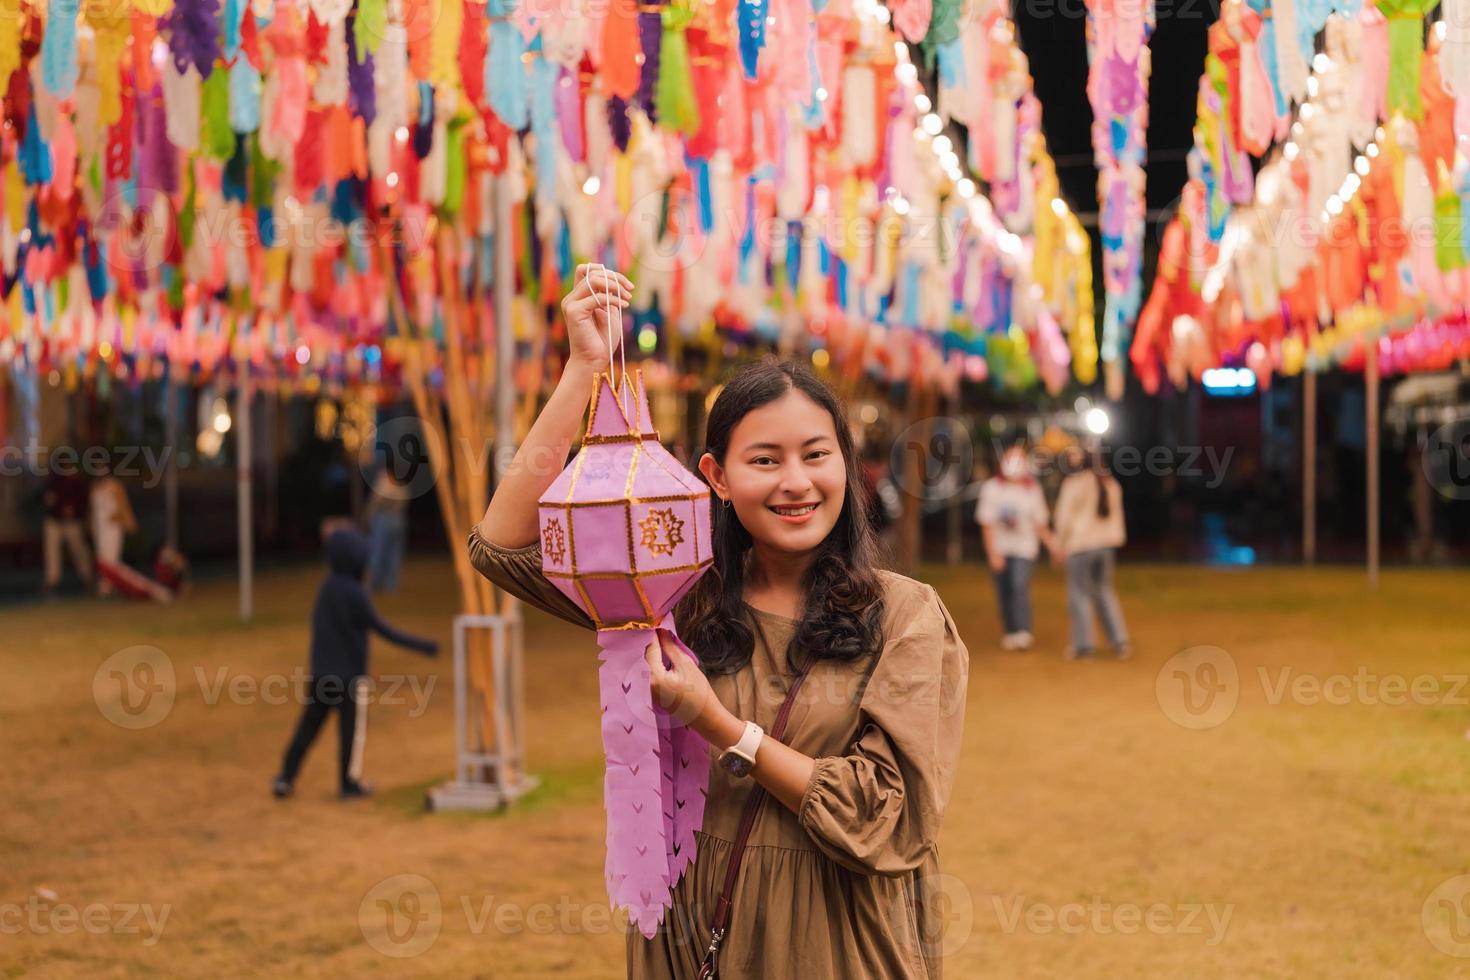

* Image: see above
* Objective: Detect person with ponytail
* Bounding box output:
[1053,445,1132,660]
[467,266,969,978]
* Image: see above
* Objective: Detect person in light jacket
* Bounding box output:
[1053,447,1131,660]
[91,464,138,596]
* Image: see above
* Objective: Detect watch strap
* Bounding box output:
[727,720,763,763]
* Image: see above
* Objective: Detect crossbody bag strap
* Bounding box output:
[696,666,809,979]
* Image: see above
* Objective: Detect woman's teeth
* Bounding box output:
[770,504,817,516]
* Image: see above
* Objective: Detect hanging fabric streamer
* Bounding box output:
[0,0,23,93]
[430,0,464,87]
[486,16,529,129]
[354,0,387,57]
[654,1,700,136]
[162,60,203,152]
[162,0,223,79]
[738,0,768,80]
[85,1,133,127]
[41,0,81,97]
[228,58,262,134]
[201,65,236,158]
[224,0,244,58]
[529,43,559,202]
[602,0,642,99]
[315,18,349,106]
[345,15,377,124]
[636,4,663,120]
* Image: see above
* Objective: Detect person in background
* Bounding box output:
[90,462,138,596]
[273,529,438,800]
[152,544,192,598]
[364,467,409,593]
[42,468,93,597]
[1054,446,1131,660]
[976,443,1058,651]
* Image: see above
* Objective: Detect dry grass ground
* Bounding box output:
[3,556,1468,978]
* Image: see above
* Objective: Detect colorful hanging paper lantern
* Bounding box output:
[537,367,714,939]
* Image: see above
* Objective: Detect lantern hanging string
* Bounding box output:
[585,262,628,417]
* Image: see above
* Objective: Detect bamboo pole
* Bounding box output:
[435,224,506,780]
[382,244,500,764]
[492,172,522,786]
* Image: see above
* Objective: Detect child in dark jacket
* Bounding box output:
[274,529,438,800]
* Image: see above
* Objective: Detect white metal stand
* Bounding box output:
[426,612,539,811]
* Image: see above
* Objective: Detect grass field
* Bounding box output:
[3,556,1469,978]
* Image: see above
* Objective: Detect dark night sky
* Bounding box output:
[1013,0,1218,290]
[1014,0,1216,214]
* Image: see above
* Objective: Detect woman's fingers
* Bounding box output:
[571,265,632,295]
[566,292,628,320]
[570,265,634,300]
[645,641,667,674]
[645,642,680,711]
[566,282,631,312]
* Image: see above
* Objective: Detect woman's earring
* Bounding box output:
[721,498,731,509]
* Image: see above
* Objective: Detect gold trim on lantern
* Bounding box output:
[544,558,713,580]
[540,493,707,509]
[581,432,663,445]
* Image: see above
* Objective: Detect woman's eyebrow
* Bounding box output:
[742,435,831,452]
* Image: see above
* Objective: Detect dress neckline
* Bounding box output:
[746,603,798,624]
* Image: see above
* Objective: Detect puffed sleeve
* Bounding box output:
[797,582,969,875]
[467,525,595,630]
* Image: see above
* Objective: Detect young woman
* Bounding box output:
[1054,447,1131,660]
[469,266,969,978]
[974,444,1057,651]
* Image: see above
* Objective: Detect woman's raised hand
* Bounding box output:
[561,264,633,370]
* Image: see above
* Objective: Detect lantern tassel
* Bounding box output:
[597,628,674,939]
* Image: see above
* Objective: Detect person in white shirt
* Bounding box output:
[975,445,1058,651]
[91,466,138,597]
[1053,447,1131,659]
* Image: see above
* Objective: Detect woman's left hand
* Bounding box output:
[645,631,728,740]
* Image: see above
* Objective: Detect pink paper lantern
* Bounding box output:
[538,369,714,938]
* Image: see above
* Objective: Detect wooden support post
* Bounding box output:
[1302,369,1316,565]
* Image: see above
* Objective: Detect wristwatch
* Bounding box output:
[717,721,764,778]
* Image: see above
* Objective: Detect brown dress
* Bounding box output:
[469,527,970,979]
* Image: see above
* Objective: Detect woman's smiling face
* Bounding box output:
[700,387,847,553]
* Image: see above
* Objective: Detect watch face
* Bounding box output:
[719,752,754,778]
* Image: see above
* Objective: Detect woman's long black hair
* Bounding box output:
[1091,449,1113,519]
[674,358,887,675]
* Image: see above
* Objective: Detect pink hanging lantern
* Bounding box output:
[538,366,714,938]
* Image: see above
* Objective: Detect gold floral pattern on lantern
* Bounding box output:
[542,517,568,566]
[638,508,685,558]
